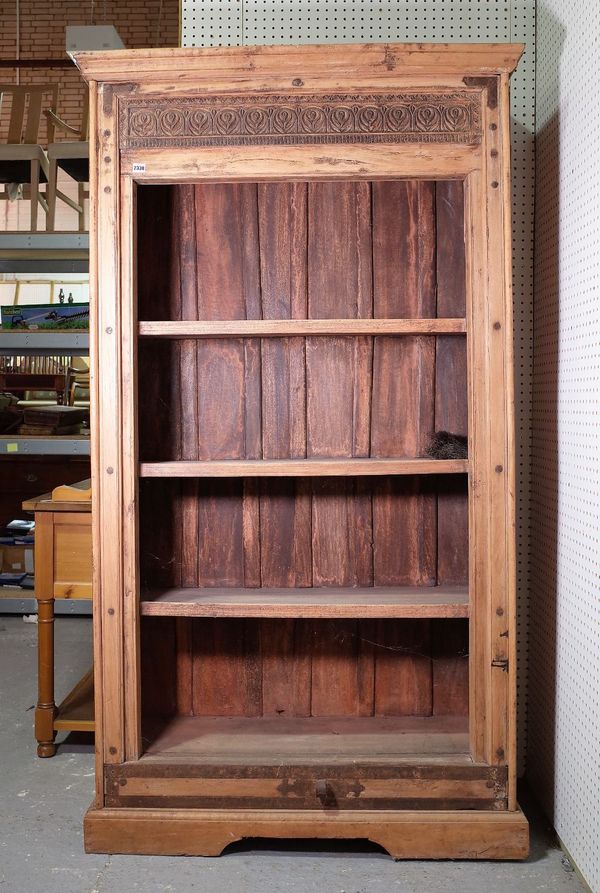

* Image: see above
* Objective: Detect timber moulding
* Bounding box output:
[118,91,482,149]
[84,808,529,860]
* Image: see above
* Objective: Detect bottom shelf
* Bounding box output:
[54,667,94,733]
[142,714,470,765]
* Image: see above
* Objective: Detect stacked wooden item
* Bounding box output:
[18,405,89,436]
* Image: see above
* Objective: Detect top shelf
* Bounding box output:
[138,319,467,338]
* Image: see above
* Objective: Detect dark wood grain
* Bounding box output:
[261,620,311,717]
[436,180,466,318]
[137,179,471,733]
[260,479,312,587]
[372,477,437,587]
[258,183,307,320]
[434,180,469,590]
[373,620,433,716]
[307,182,372,319]
[192,619,262,716]
[432,619,469,716]
[194,184,261,320]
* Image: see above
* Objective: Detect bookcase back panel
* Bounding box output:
[140,616,469,722]
[137,180,465,322]
[138,476,468,592]
[138,334,467,462]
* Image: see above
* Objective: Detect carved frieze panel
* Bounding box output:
[119,91,482,149]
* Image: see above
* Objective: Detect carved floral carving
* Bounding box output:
[120,92,481,148]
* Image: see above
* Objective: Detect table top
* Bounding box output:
[22,491,92,513]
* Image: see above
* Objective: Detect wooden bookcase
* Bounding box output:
[77,43,528,859]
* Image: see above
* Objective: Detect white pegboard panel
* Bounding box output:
[530,2,600,889]
[181,1,535,773]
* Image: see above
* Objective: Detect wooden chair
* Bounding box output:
[0,354,68,404]
[45,93,89,232]
[0,84,58,232]
[66,356,90,405]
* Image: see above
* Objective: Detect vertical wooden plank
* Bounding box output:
[242,479,261,588]
[501,72,520,811]
[311,478,373,588]
[435,177,469,591]
[372,477,436,715]
[192,619,262,716]
[261,620,312,717]
[370,181,437,717]
[261,338,305,458]
[259,479,312,588]
[371,180,436,458]
[307,181,372,319]
[256,183,311,715]
[140,617,177,720]
[310,620,360,717]
[465,167,491,765]
[259,181,307,466]
[175,618,193,717]
[187,183,264,718]
[436,180,466,318]
[95,84,125,768]
[436,478,469,585]
[310,478,373,717]
[306,182,373,717]
[195,480,245,586]
[258,182,307,320]
[177,185,201,465]
[87,80,103,801]
[371,336,435,458]
[136,185,175,320]
[357,621,376,717]
[306,336,372,458]
[488,75,517,800]
[192,481,263,716]
[432,619,469,717]
[372,477,437,587]
[176,478,196,717]
[372,180,437,318]
[194,183,261,320]
[120,176,141,759]
[373,620,433,716]
[195,340,246,459]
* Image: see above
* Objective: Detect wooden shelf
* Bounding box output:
[139,318,467,337]
[139,458,469,478]
[141,715,470,765]
[141,585,469,619]
[53,668,94,733]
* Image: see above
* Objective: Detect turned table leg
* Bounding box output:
[34,512,57,757]
[36,596,57,757]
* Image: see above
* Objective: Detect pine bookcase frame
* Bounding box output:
[77,43,528,858]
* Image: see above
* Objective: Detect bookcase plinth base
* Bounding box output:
[84,804,529,860]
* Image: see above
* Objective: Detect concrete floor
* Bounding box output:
[0,615,587,893]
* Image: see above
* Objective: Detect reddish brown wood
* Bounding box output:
[432,620,469,717]
[373,620,433,716]
[307,182,372,319]
[260,620,311,717]
[436,180,466,318]
[194,184,261,320]
[192,620,262,716]
[258,182,307,319]
[136,176,471,741]
[259,479,312,587]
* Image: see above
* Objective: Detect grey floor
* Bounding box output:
[0,616,587,893]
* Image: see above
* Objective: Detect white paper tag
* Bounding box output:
[132,163,146,173]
